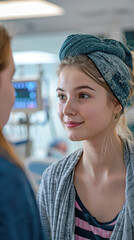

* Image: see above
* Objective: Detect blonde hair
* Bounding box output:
[131,51,134,71]
[0,25,23,168]
[57,55,134,142]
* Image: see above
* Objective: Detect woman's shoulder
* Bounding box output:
[124,139,134,166]
[0,154,37,212]
[38,148,82,207]
[0,154,32,200]
[0,155,46,240]
[0,154,22,176]
[41,148,82,185]
[125,140,134,154]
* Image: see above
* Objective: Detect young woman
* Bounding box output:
[0,25,47,239]
[38,34,134,240]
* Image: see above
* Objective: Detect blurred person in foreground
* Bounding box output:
[0,24,47,240]
[38,34,134,240]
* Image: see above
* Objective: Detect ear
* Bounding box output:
[113,100,122,114]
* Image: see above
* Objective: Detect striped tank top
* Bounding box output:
[75,191,118,240]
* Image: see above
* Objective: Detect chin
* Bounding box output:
[67,134,83,142]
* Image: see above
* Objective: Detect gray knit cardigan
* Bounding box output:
[38,140,134,240]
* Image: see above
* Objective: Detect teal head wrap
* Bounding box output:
[59,34,133,109]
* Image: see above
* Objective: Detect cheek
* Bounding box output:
[7,84,15,108]
[57,104,63,120]
[84,104,100,119]
[4,85,15,112]
[11,85,15,105]
[85,104,112,125]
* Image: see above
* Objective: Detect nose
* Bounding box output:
[63,98,77,116]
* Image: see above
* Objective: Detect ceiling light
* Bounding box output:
[13,51,59,65]
[0,0,64,20]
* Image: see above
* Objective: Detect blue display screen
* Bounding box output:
[13,81,38,109]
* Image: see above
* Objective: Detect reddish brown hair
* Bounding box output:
[0,25,23,168]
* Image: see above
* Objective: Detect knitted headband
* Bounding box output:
[59,34,133,109]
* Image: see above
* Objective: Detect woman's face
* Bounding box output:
[0,51,15,127]
[57,66,117,142]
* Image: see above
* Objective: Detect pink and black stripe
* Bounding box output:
[75,190,118,240]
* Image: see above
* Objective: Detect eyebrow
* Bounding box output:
[75,85,95,91]
[56,85,95,92]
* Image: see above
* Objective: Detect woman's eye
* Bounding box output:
[57,94,66,101]
[79,93,90,99]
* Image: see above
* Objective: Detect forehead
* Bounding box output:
[58,66,103,90]
[59,66,88,83]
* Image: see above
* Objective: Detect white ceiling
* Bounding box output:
[1,0,134,36]
[0,0,134,57]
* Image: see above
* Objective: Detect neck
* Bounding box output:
[82,131,124,177]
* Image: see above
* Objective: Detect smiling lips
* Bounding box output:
[65,121,83,128]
